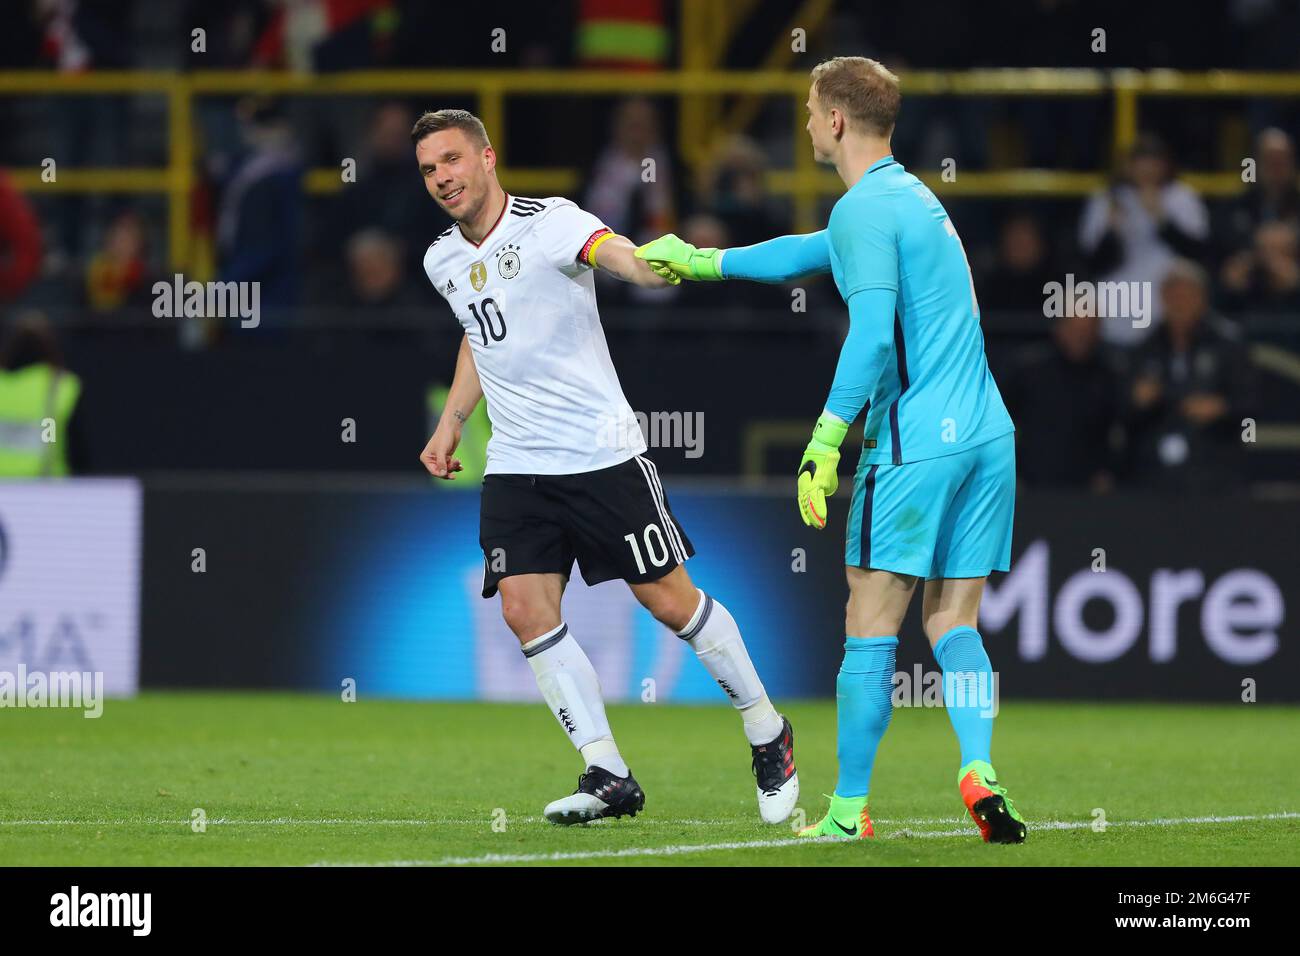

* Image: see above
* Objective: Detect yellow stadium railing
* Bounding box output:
[5,68,1300,270]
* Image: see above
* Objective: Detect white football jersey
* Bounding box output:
[423,194,646,476]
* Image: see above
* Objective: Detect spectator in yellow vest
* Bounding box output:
[0,314,85,477]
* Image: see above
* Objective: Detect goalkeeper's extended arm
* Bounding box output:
[721,230,832,283]
[635,231,831,284]
[797,288,897,528]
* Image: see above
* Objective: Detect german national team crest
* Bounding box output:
[496,243,521,279]
[469,261,487,291]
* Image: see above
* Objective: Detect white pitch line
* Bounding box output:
[315,811,1300,866]
[318,837,840,866]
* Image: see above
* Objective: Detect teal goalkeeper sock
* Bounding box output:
[932,626,995,767]
[834,636,898,799]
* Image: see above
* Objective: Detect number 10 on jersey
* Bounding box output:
[469,297,507,345]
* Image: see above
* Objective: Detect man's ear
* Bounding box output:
[481,145,497,174]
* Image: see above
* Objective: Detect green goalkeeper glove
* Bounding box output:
[798,412,848,530]
[634,234,725,283]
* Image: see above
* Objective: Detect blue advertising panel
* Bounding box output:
[142,483,1296,702]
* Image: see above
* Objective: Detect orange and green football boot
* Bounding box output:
[959,759,1026,844]
[797,793,874,840]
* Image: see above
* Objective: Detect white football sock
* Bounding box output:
[522,624,630,777]
[677,590,784,746]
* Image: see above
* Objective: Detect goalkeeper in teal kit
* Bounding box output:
[637,57,1027,844]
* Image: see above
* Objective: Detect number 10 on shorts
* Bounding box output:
[624,523,671,574]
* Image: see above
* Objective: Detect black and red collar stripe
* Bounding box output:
[457,192,511,248]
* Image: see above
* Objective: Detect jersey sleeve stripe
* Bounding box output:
[426,226,455,253]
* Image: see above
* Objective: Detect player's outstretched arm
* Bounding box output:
[588,233,676,288]
[797,287,895,528]
[421,334,483,480]
[636,230,831,284]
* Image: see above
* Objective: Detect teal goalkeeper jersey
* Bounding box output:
[827,156,1014,465]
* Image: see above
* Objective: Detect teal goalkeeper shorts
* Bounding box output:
[844,432,1015,580]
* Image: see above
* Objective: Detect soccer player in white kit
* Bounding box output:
[413,109,798,825]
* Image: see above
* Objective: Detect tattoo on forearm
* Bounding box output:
[453,409,468,425]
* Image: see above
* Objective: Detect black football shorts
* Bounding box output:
[478,453,695,598]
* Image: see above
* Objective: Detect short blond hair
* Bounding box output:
[810,57,900,137]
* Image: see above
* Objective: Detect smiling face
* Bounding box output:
[415,126,496,223]
[805,84,841,165]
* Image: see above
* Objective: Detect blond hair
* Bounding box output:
[810,57,900,137]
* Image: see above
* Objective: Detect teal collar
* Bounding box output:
[849,154,897,191]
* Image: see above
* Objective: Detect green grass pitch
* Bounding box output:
[1,693,1297,866]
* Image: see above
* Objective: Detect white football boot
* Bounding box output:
[543,766,645,824]
[751,715,800,823]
